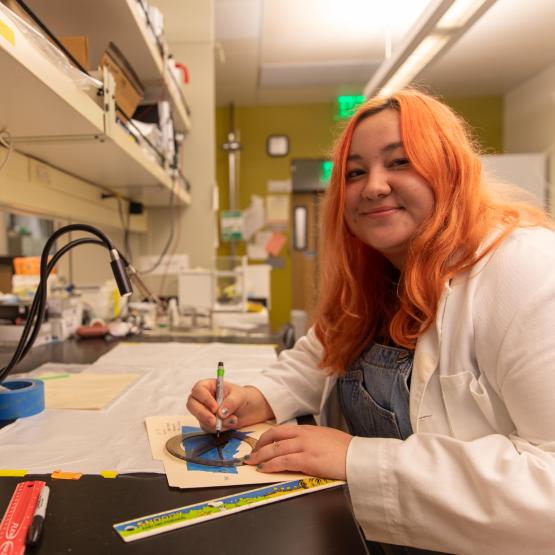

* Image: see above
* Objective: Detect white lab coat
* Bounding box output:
[249,226,555,555]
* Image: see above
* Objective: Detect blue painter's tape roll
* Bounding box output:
[0,379,45,420]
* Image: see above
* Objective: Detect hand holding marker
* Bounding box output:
[215,361,225,436]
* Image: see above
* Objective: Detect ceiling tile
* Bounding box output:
[151,0,214,42]
[215,0,262,40]
[259,60,381,88]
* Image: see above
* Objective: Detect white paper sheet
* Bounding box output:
[265,195,289,224]
[242,195,265,241]
[0,342,278,475]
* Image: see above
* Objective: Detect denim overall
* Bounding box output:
[339,342,445,555]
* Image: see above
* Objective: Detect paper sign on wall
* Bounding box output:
[246,230,273,261]
[247,244,267,260]
[267,179,292,193]
[220,210,243,241]
[265,195,289,224]
[242,196,266,241]
[265,232,287,257]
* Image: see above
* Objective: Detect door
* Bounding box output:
[291,192,324,322]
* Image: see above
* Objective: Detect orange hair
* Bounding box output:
[314,89,552,374]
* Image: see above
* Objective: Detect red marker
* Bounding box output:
[0,481,45,555]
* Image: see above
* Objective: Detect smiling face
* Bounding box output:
[344,108,435,269]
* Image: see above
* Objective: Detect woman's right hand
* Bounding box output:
[186,380,274,433]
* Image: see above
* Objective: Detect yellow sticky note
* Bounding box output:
[0,19,15,46]
[0,469,27,477]
[100,471,118,479]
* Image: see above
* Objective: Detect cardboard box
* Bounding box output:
[13,256,48,275]
[99,42,144,120]
[0,257,13,294]
[1,2,90,72]
[59,35,89,70]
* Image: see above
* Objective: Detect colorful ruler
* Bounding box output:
[114,477,343,543]
[0,480,45,555]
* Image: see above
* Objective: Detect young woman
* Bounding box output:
[187,90,555,554]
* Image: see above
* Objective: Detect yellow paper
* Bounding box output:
[37,372,139,410]
[0,18,15,46]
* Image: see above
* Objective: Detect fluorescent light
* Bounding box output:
[325,0,431,37]
[364,0,497,97]
[379,35,449,96]
[437,0,489,28]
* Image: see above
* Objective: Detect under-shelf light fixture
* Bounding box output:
[364,0,497,98]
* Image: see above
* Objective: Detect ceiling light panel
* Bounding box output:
[379,35,449,95]
[261,0,432,64]
[436,0,489,28]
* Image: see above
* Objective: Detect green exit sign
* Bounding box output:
[336,95,365,119]
[320,160,333,185]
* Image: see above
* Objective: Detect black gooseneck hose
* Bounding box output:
[0,224,133,383]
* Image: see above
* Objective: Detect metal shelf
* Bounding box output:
[0,6,190,207]
[25,0,191,132]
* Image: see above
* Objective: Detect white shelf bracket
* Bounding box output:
[10,68,118,146]
[101,66,116,141]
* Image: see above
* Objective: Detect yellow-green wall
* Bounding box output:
[444,96,504,154]
[216,97,503,331]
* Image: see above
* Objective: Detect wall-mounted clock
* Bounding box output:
[267,135,289,157]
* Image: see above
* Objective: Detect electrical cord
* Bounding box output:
[140,177,177,275]
[7,238,105,373]
[0,128,13,173]
[118,112,165,166]
[0,224,132,383]
[157,173,185,296]
[116,195,133,262]
[137,0,165,60]
[1,233,158,381]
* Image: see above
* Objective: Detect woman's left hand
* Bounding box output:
[244,424,353,480]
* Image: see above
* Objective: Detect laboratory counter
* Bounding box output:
[0,336,368,554]
[0,330,284,373]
